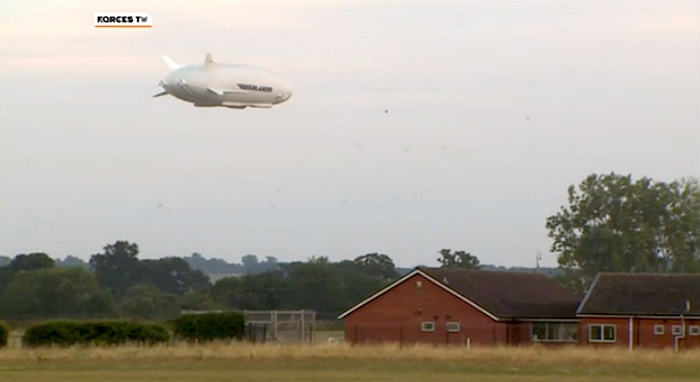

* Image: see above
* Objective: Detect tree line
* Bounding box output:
[0,252,283,276]
[0,172,698,322]
[0,246,485,322]
[0,247,407,322]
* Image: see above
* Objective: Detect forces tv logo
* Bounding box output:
[94,12,153,28]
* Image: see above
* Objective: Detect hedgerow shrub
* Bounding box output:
[172,311,244,342]
[0,321,10,348]
[22,320,170,347]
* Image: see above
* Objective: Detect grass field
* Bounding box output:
[1,332,699,381]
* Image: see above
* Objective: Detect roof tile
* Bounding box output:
[419,267,582,319]
[578,273,700,316]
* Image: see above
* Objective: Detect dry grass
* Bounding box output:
[2,327,699,379]
[0,341,698,366]
[1,342,699,381]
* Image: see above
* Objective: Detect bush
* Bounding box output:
[22,320,170,347]
[172,311,244,342]
[0,321,10,348]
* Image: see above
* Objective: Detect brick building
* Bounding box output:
[577,273,700,350]
[339,267,582,346]
[340,268,700,350]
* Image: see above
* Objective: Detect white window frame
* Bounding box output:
[589,324,616,343]
[531,322,578,343]
[672,325,683,336]
[689,325,700,336]
[653,324,664,335]
[446,322,460,333]
[421,321,435,332]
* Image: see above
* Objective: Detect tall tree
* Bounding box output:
[0,253,55,291]
[283,256,343,314]
[335,259,390,311]
[7,253,55,271]
[140,257,210,295]
[89,241,141,296]
[182,252,242,274]
[437,249,482,269]
[353,253,399,280]
[55,255,89,269]
[546,173,700,292]
[241,254,260,274]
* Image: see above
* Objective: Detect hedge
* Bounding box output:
[171,311,245,342]
[22,320,170,347]
[0,321,10,348]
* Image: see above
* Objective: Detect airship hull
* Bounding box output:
[154,54,293,109]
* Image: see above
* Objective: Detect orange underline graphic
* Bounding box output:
[95,25,152,28]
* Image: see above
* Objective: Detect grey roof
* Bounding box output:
[577,273,700,316]
[419,267,582,319]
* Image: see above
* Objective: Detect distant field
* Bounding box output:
[0,341,699,381]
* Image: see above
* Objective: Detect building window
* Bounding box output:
[532,322,578,342]
[672,325,683,336]
[421,321,435,332]
[689,326,700,336]
[589,324,616,343]
[654,325,664,335]
[446,322,460,332]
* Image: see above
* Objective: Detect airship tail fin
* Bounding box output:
[204,53,215,68]
[161,55,183,71]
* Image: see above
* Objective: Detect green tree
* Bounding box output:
[7,253,55,271]
[181,252,242,274]
[55,255,89,269]
[89,241,141,296]
[437,249,482,269]
[546,173,700,292]
[239,254,279,274]
[334,260,389,311]
[353,253,399,280]
[178,289,221,312]
[0,267,116,319]
[0,253,55,291]
[282,257,343,314]
[139,257,210,295]
[116,284,180,320]
[210,270,289,310]
[241,254,259,274]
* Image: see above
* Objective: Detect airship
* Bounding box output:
[153,53,293,109]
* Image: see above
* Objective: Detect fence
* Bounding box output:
[244,310,316,344]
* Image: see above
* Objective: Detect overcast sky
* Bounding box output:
[1,0,698,268]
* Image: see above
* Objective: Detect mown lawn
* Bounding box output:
[1,358,699,382]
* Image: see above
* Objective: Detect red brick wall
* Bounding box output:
[579,317,630,348]
[580,317,700,349]
[636,318,700,349]
[343,273,508,346]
